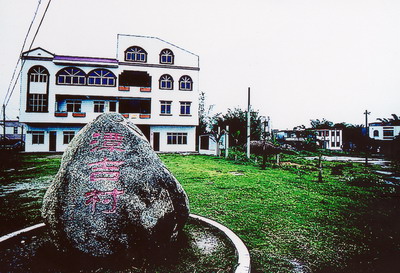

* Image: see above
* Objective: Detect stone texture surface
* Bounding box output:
[42,113,189,257]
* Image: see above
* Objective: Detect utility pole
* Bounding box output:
[225,125,229,158]
[216,126,221,157]
[261,116,267,169]
[246,87,251,159]
[2,104,5,149]
[364,110,371,166]
[364,110,370,131]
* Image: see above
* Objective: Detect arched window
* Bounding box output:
[160,49,174,64]
[27,66,49,112]
[29,66,48,83]
[373,130,379,137]
[125,46,147,62]
[179,75,193,91]
[57,67,86,85]
[88,69,116,86]
[159,74,174,90]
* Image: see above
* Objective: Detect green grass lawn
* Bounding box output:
[1,152,399,272]
[160,154,399,272]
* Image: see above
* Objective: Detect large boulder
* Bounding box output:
[42,113,189,257]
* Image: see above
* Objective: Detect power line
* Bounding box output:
[3,0,52,107]
[3,0,42,107]
[28,0,52,52]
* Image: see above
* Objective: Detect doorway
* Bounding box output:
[49,131,57,151]
[153,132,160,151]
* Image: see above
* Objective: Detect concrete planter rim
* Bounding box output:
[0,214,251,273]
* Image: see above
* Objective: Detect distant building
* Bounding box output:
[275,130,306,143]
[369,123,400,141]
[19,35,199,152]
[0,120,25,149]
[314,128,343,150]
[0,120,25,140]
[198,134,227,156]
[275,128,343,150]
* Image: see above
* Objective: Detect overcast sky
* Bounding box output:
[1,0,399,129]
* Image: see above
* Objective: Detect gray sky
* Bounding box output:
[1,0,399,129]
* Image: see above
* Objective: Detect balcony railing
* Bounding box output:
[54,112,68,117]
[118,86,151,92]
[140,114,151,119]
[72,112,86,117]
[118,86,130,91]
[121,113,151,119]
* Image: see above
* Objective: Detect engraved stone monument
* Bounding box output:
[41,113,189,257]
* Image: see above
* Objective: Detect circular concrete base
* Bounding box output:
[0,215,250,273]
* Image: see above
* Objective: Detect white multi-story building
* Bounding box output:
[275,128,343,150]
[19,34,199,153]
[314,128,343,150]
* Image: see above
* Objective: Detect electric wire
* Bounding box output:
[3,0,52,108]
[2,0,42,108]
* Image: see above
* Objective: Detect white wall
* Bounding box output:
[150,125,196,152]
[116,34,199,68]
[370,125,400,140]
[25,125,82,152]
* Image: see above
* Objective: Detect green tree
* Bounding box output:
[310,118,334,129]
[197,91,208,135]
[207,112,226,156]
[377,114,400,126]
[296,129,318,151]
[217,108,263,147]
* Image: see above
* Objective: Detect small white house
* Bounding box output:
[19,35,199,153]
[198,134,227,156]
[369,123,400,140]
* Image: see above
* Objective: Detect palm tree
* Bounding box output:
[377,114,400,125]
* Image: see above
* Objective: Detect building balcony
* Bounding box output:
[118,86,130,91]
[54,112,68,117]
[121,113,151,119]
[72,112,86,117]
[140,114,151,119]
[118,86,151,92]
[140,87,151,92]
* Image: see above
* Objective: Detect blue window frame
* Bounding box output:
[57,67,86,85]
[159,74,174,90]
[160,101,172,115]
[180,101,191,115]
[160,49,174,64]
[125,46,147,62]
[179,75,193,91]
[88,69,116,86]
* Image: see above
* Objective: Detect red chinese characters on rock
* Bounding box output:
[90,132,125,152]
[85,132,126,215]
[88,157,124,182]
[85,188,124,214]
